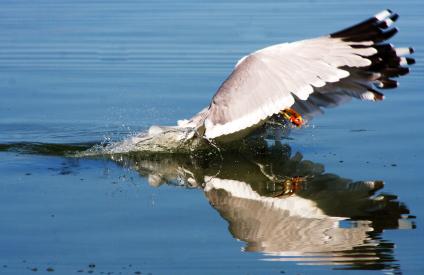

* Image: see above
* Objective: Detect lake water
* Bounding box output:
[1,0,423,274]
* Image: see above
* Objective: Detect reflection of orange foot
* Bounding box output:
[291,176,306,192]
[280,108,304,127]
[274,176,306,197]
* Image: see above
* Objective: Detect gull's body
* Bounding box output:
[122,9,414,153]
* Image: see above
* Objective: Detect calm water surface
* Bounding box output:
[1,0,423,274]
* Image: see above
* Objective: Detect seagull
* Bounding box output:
[121,9,415,153]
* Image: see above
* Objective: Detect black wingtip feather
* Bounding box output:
[378,27,398,42]
[377,79,398,89]
[374,43,395,54]
[382,67,410,77]
[330,17,378,38]
[406,57,415,65]
[369,88,385,100]
[390,13,399,21]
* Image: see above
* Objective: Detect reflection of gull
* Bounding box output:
[107,144,414,271]
[112,9,415,153]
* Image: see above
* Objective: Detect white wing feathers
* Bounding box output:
[204,38,375,139]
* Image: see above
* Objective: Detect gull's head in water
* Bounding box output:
[100,9,414,155]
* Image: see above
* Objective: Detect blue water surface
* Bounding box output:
[0,0,423,274]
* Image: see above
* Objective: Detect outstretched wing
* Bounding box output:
[202,10,414,139]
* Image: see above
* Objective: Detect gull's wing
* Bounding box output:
[201,10,414,139]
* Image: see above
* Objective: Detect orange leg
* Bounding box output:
[280,108,304,127]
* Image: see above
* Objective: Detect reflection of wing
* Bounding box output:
[190,10,414,139]
[205,177,373,255]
